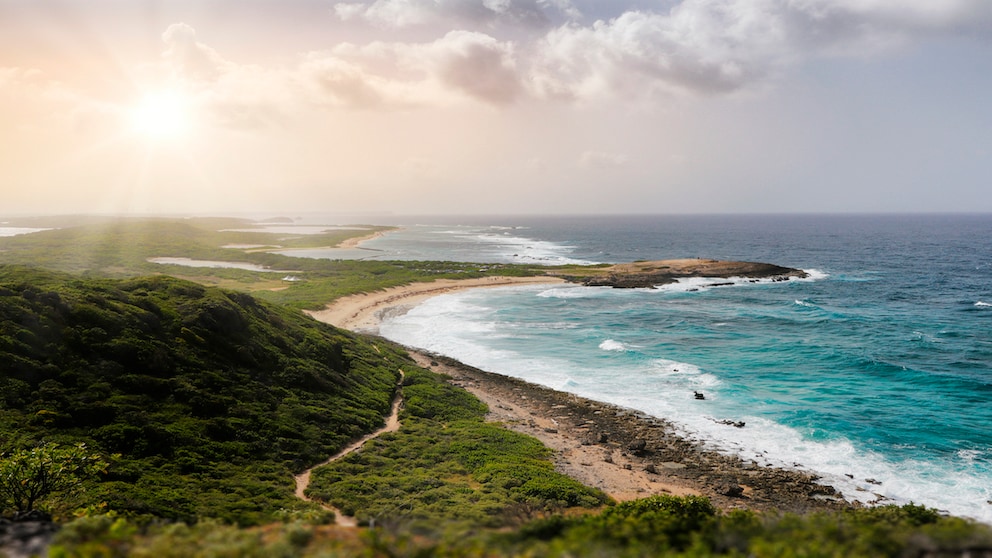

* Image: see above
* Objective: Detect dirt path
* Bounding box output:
[294,371,405,527]
[406,352,694,503]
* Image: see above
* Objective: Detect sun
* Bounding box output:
[129,91,191,140]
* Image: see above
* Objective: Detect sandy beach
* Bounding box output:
[306,275,565,333]
[308,278,853,515]
[336,229,390,250]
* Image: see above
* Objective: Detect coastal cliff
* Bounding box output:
[566,258,807,289]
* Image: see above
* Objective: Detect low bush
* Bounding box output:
[307,367,610,536]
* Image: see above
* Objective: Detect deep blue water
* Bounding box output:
[339,214,992,520]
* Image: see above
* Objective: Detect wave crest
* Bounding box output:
[599,339,627,352]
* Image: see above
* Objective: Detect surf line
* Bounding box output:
[294,369,405,527]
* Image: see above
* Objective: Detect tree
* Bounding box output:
[0,442,110,513]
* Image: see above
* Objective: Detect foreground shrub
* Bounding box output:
[307,368,610,536]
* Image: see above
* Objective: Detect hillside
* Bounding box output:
[0,266,403,524]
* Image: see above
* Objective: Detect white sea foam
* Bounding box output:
[976,301,991,307]
[649,276,758,293]
[794,299,817,308]
[646,271,824,293]
[801,268,830,281]
[467,232,597,266]
[536,286,597,299]
[377,280,992,524]
[599,339,627,352]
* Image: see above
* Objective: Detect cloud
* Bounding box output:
[46,0,986,133]
[332,0,577,29]
[0,66,125,135]
[145,2,992,120]
[298,53,424,109]
[299,31,521,107]
[528,0,992,100]
[161,23,231,82]
[428,31,522,104]
[0,67,38,88]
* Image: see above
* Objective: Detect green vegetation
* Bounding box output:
[0,217,394,278]
[0,217,550,309]
[0,442,110,513]
[4,219,992,556]
[47,499,992,557]
[306,367,609,535]
[0,266,403,523]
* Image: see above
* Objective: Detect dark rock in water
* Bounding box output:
[422,350,852,516]
[0,515,59,558]
[694,391,706,400]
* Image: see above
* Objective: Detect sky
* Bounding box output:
[1,0,991,216]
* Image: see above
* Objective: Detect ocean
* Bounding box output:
[334,214,992,521]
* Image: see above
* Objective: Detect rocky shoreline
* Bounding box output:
[414,351,851,516]
[567,259,808,289]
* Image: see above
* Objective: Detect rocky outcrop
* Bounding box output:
[0,512,58,558]
[569,259,808,289]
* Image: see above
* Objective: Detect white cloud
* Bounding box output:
[528,0,992,100]
[428,31,522,104]
[0,67,38,88]
[137,2,992,120]
[299,31,521,107]
[162,23,231,82]
[37,0,986,133]
[298,53,428,109]
[331,0,574,29]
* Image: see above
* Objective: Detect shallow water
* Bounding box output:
[147,257,290,272]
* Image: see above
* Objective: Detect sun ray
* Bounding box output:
[130,90,190,140]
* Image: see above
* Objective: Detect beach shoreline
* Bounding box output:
[305,275,565,333]
[306,276,854,515]
[336,228,390,250]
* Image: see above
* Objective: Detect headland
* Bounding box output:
[562,258,808,288]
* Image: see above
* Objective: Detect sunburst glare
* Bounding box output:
[130,90,191,140]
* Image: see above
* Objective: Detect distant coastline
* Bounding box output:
[307,258,809,333]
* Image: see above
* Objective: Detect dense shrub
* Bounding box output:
[0,268,403,523]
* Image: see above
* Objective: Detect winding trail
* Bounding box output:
[294,370,405,527]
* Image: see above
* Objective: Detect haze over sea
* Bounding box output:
[334,214,992,522]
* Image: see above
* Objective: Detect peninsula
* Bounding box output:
[312,258,809,333]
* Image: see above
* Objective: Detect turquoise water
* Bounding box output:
[365,215,992,521]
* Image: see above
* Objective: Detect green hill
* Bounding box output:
[0,265,402,524]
